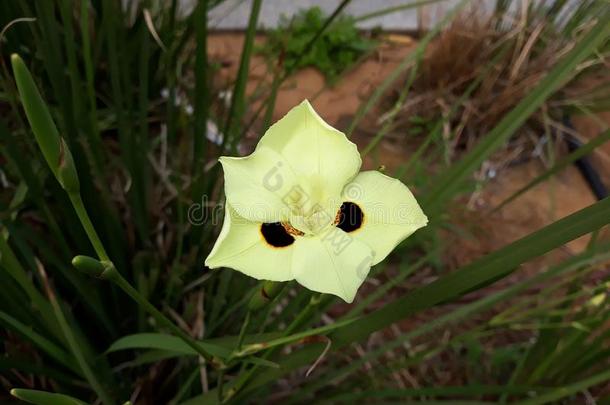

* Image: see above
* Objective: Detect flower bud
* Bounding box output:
[248,281,283,311]
[72,255,115,280]
[11,54,79,192]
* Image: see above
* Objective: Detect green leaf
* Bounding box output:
[106,333,279,368]
[107,333,231,358]
[0,310,77,374]
[235,317,357,357]
[10,388,87,405]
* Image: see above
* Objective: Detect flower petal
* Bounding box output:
[205,204,294,282]
[292,230,374,303]
[258,100,361,207]
[219,146,298,223]
[342,171,428,265]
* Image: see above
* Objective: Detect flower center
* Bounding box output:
[260,202,364,247]
[290,209,334,236]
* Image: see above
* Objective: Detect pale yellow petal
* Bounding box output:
[342,171,428,265]
[291,230,374,303]
[219,146,297,223]
[258,100,361,207]
[205,204,294,282]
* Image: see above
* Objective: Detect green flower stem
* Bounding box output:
[236,311,251,351]
[68,192,110,261]
[217,370,225,402]
[89,262,218,366]
[66,175,219,367]
[219,282,283,399]
[223,293,323,403]
[247,281,284,311]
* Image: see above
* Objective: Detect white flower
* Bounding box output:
[206,100,427,303]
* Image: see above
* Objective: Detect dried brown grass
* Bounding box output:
[387,4,607,162]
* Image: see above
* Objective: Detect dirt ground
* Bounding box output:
[209,32,609,266]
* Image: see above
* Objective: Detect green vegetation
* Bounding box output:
[260,6,375,81]
[1,0,610,404]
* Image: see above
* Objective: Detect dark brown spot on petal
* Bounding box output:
[261,222,295,247]
[335,202,364,233]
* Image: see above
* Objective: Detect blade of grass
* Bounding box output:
[223,0,262,153]
[519,368,610,405]
[38,265,114,404]
[107,333,232,358]
[0,235,61,339]
[79,0,106,172]
[10,388,87,405]
[0,310,79,374]
[232,317,356,358]
[102,0,148,243]
[261,0,353,132]
[193,0,209,170]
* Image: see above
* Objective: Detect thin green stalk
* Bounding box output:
[225,294,322,402]
[0,235,62,340]
[261,77,281,132]
[68,192,110,261]
[193,0,209,168]
[223,0,262,153]
[519,368,610,405]
[360,53,420,156]
[261,0,353,133]
[190,0,211,254]
[80,0,105,169]
[42,273,113,404]
[236,311,251,350]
